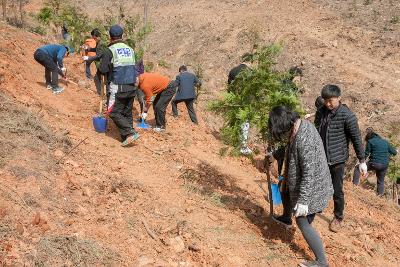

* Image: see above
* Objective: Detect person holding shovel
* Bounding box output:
[33,44,69,94]
[171,65,201,124]
[137,72,176,132]
[268,105,333,267]
[98,24,139,147]
[352,127,397,196]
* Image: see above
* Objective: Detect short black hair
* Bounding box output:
[315,96,324,110]
[91,28,101,37]
[321,84,341,99]
[179,65,187,72]
[241,53,253,63]
[289,66,303,77]
[365,127,378,142]
[268,106,300,141]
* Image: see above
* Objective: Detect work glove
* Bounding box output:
[359,162,368,175]
[61,67,67,78]
[82,56,89,61]
[294,203,308,217]
[141,112,148,120]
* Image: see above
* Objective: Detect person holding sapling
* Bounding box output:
[268,105,333,267]
[227,53,253,155]
[314,84,366,233]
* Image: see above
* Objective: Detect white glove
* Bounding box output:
[82,56,89,61]
[304,113,313,119]
[359,162,368,175]
[61,67,67,77]
[141,112,148,120]
[294,203,308,217]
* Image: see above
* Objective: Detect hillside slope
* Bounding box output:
[1,0,400,266]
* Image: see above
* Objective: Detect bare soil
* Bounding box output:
[1,0,400,266]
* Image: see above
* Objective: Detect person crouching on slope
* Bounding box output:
[268,105,333,267]
[138,72,176,132]
[33,44,69,94]
[352,127,398,196]
[98,24,139,147]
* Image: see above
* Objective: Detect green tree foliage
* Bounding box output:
[34,1,151,57]
[209,44,303,148]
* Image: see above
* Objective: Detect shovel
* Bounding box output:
[136,118,151,129]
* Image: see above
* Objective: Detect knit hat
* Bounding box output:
[109,25,123,38]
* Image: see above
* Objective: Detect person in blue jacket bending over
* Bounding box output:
[34,44,69,94]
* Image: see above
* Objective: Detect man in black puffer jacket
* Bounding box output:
[315,84,366,233]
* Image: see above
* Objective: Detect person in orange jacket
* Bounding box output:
[81,29,101,79]
[138,72,176,132]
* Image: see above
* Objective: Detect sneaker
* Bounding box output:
[298,261,327,267]
[329,218,343,233]
[153,126,166,133]
[46,84,53,90]
[121,132,139,147]
[52,86,64,94]
[272,215,293,229]
[240,147,252,155]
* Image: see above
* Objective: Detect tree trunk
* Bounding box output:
[1,0,7,21]
[19,0,23,27]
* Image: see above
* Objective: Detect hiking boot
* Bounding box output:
[240,146,252,155]
[121,132,139,147]
[298,261,328,267]
[52,86,64,94]
[272,215,293,229]
[153,126,166,133]
[329,218,343,233]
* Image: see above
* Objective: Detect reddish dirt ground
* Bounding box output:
[1,0,400,266]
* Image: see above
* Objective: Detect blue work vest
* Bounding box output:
[109,42,136,85]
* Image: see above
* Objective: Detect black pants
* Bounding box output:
[136,89,145,114]
[153,82,176,128]
[33,49,59,87]
[172,98,198,124]
[109,90,137,141]
[330,163,346,220]
[93,70,104,96]
[353,162,388,196]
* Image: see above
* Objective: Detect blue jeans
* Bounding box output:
[353,162,388,196]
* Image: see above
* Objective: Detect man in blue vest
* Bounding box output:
[98,25,139,147]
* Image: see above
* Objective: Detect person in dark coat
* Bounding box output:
[171,65,201,124]
[33,44,69,94]
[228,53,253,154]
[352,127,397,196]
[98,24,139,147]
[269,106,333,267]
[314,84,366,233]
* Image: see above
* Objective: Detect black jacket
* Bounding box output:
[174,71,201,101]
[315,104,364,165]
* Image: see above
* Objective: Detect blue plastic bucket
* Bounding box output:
[92,116,107,133]
[271,183,282,205]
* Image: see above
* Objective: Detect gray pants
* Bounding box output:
[296,215,328,266]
